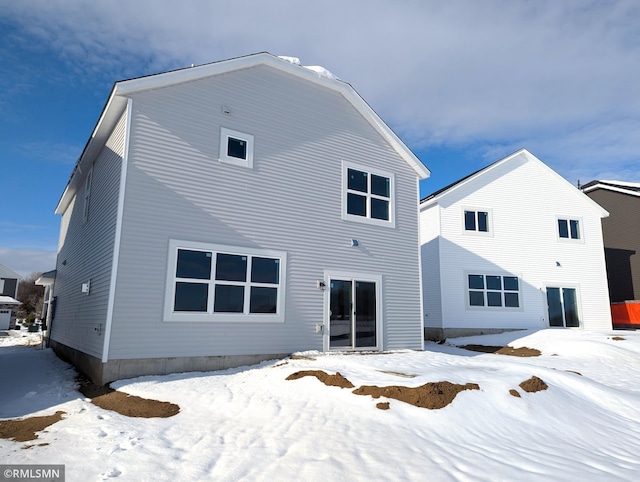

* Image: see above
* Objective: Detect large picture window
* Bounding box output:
[467,274,520,309]
[164,240,286,322]
[342,162,395,227]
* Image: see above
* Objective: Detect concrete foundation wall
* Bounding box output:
[50,339,288,385]
[424,327,525,342]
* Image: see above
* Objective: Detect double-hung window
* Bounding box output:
[463,208,491,234]
[219,127,254,168]
[557,218,581,240]
[165,240,286,322]
[342,162,394,227]
[467,274,520,309]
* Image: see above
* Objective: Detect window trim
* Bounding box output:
[341,161,395,228]
[461,207,493,236]
[556,216,584,243]
[163,240,286,322]
[219,127,254,168]
[464,271,523,311]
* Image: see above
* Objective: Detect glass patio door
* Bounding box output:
[547,287,579,327]
[329,279,377,349]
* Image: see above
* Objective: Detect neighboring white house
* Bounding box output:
[420,149,612,339]
[48,53,430,384]
[0,264,21,330]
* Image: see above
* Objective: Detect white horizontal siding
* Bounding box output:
[420,204,443,328]
[107,65,423,360]
[51,111,127,357]
[431,156,611,330]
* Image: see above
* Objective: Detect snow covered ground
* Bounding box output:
[1,328,640,481]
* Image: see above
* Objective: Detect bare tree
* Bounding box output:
[17,272,45,323]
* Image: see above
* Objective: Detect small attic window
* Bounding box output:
[220,127,254,168]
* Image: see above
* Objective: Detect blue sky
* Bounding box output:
[1,0,639,276]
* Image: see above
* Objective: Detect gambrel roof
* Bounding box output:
[420,148,609,217]
[56,52,429,214]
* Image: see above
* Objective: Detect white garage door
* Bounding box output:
[0,309,11,330]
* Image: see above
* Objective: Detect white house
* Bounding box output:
[0,264,21,330]
[420,149,611,339]
[47,53,430,384]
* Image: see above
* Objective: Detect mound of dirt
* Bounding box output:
[0,411,65,442]
[460,345,541,357]
[353,381,480,410]
[519,376,548,393]
[509,389,521,398]
[611,336,626,341]
[376,402,390,410]
[286,370,354,388]
[77,374,179,418]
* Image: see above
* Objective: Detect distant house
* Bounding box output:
[0,264,21,330]
[420,149,612,339]
[581,180,640,327]
[47,53,430,384]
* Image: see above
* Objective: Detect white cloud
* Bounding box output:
[0,248,56,278]
[1,0,639,182]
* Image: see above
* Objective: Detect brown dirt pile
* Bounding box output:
[460,344,541,357]
[509,389,521,398]
[519,376,548,393]
[376,402,390,410]
[353,381,480,409]
[77,374,179,418]
[611,336,626,341]
[0,411,65,442]
[286,370,354,388]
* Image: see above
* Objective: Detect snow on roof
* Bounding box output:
[277,56,338,79]
[0,295,20,305]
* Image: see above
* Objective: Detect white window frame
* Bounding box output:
[462,207,493,236]
[82,168,93,223]
[219,127,254,168]
[465,271,523,311]
[556,216,583,243]
[163,240,286,322]
[341,161,395,228]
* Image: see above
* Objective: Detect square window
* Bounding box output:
[348,169,368,193]
[227,137,247,160]
[347,193,367,217]
[487,291,502,307]
[250,286,278,313]
[505,292,519,307]
[220,127,253,168]
[174,282,208,312]
[486,275,502,290]
[469,291,485,306]
[343,162,394,227]
[469,274,484,290]
[215,254,247,282]
[214,285,245,312]
[371,198,389,221]
[504,276,519,291]
[558,218,580,240]
[176,249,212,280]
[371,174,390,197]
[251,257,279,284]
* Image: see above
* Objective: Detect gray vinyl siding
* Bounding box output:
[51,111,126,358]
[420,204,443,328]
[107,65,423,359]
[586,189,640,301]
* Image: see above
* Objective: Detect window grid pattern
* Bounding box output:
[173,248,280,316]
[468,274,520,308]
[346,167,392,222]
